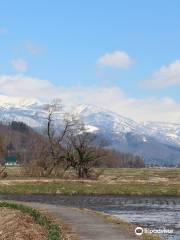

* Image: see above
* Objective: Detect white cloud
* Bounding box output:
[12,58,28,72]
[26,41,42,55]
[66,88,180,123]
[97,51,134,69]
[142,60,180,89]
[0,75,57,99]
[0,74,179,122]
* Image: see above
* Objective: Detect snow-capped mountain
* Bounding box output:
[142,121,180,147]
[73,104,144,134]
[0,95,41,108]
[0,95,46,128]
[73,104,180,147]
[72,104,180,166]
[0,95,180,165]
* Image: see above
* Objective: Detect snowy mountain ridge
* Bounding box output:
[72,104,180,147]
[0,95,179,147]
[0,95,180,165]
[0,95,41,108]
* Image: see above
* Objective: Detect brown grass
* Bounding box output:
[0,208,47,240]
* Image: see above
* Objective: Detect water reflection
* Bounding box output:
[105,203,180,239]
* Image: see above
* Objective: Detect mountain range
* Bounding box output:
[0,95,180,166]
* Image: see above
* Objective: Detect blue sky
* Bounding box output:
[0,0,180,122]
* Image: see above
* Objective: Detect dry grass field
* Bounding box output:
[0,167,179,196]
[0,208,47,240]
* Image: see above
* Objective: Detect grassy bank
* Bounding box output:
[0,181,179,196]
[0,201,61,240]
[4,166,180,180]
[0,167,179,196]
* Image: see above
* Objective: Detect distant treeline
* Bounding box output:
[10,121,30,134]
[0,121,145,169]
[99,149,145,168]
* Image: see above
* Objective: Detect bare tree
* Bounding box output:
[43,99,77,176]
[0,136,5,161]
[64,131,103,178]
[42,100,104,178]
[0,135,7,178]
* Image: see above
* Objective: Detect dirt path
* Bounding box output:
[25,202,136,240]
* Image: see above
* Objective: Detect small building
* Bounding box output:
[5,142,18,166]
[5,155,18,166]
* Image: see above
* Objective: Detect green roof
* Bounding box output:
[5,156,17,163]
